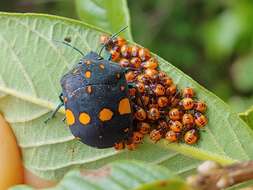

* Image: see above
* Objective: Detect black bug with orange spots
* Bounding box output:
[45,27,138,149]
[60,52,133,148]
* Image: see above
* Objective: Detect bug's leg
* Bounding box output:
[44,102,64,123]
[128,82,147,110]
[44,93,64,124]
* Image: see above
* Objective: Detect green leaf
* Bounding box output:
[75,0,133,40]
[239,106,253,131]
[231,53,253,93]
[11,161,191,190]
[228,96,253,113]
[0,12,253,181]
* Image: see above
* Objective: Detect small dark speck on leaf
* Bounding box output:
[64,37,71,43]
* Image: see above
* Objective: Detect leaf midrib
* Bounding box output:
[26,138,236,172]
[156,140,237,165]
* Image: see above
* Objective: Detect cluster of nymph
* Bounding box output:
[100,34,208,150]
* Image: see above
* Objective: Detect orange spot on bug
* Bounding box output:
[86,85,92,94]
[79,112,91,125]
[65,109,75,126]
[99,108,114,121]
[118,98,131,115]
[116,73,121,79]
[99,64,105,69]
[85,71,91,78]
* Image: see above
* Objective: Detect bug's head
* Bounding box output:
[98,26,128,57]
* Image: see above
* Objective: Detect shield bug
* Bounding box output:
[46,27,137,149]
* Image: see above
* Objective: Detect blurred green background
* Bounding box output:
[1,0,253,113]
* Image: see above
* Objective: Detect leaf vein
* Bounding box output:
[227,113,250,160]
[0,33,38,96]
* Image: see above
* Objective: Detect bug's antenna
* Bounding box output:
[110,26,128,40]
[54,40,85,57]
[98,26,128,56]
